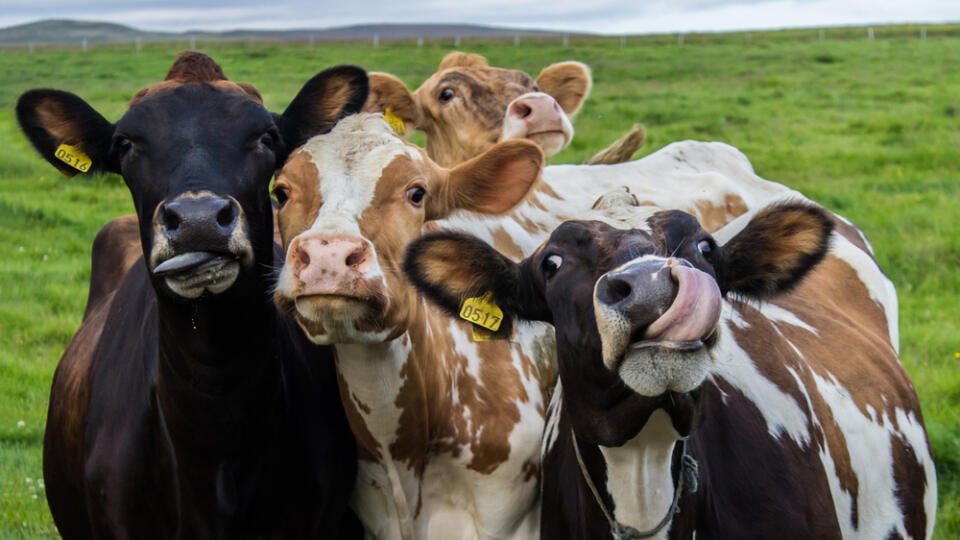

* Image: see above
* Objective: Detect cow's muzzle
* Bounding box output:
[595,258,721,372]
[150,193,252,299]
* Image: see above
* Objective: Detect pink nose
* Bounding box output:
[289,235,372,293]
[507,93,563,128]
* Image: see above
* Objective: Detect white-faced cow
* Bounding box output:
[271,113,550,539]
[16,52,367,538]
[405,201,937,539]
[361,51,644,166]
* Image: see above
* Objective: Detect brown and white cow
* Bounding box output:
[405,201,937,539]
[17,52,367,538]
[271,113,550,539]
[364,51,809,253]
[363,51,599,166]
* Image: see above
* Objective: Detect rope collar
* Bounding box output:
[571,429,699,539]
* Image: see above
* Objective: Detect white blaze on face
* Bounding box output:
[273,114,426,343]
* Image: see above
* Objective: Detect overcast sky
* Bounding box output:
[2,0,957,35]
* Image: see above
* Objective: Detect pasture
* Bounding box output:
[0,25,958,537]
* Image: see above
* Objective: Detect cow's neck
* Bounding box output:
[153,264,283,525]
[334,303,450,464]
[594,408,682,539]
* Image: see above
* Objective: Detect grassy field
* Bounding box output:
[0,25,957,538]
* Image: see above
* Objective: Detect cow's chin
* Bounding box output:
[616,341,714,397]
[291,294,395,345]
[525,131,570,157]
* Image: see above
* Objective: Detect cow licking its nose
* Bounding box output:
[596,262,679,333]
[595,258,722,373]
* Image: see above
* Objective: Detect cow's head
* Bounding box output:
[17,51,368,301]
[272,113,543,344]
[404,202,833,444]
[363,52,591,166]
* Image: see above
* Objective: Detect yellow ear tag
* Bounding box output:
[383,107,407,136]
[459,292,503,333]
[55,143,92,173]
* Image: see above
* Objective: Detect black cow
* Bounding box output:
[404,202,936,539]
[17,52,368,538]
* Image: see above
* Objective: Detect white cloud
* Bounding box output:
[0,0,956,34]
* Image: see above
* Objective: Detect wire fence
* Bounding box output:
[1,22,958,53]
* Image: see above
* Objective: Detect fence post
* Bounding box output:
[417,36,423,47]
[135,37,142,53]
[515,33,520,46]
[867,27,874,41]
[189,35,196,49]
[373,34,379,48]
[620,35,625,49]
[454,35,461,48]
[562,33,569,47]
[921,26,927,40]
[82,38,88,52]
[678,33,684,45]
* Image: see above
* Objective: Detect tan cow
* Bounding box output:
[364,51,643,166]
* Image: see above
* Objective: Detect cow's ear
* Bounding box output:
[362,72,419,134]
[429,139,543,220]
[717,201,833,298]
[404,231,548,337]
[278,65,369,155]
[16,89,117,177]
[536,61,592,117]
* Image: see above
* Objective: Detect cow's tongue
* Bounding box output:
[641,265,721,343]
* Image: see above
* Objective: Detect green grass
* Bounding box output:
[1,26,957,537]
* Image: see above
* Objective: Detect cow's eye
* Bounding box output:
[272,185,290,207]
[259,130,277,150]
[542,254,563,279]
[114,136,133,155]
[697,239,714,258]
[405,186,426,207]
[438,87,456,103]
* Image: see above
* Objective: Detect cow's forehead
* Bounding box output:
[119,83,271,133]
[129,80,260,108]
[295,114,425,221]
[424,65,536,94]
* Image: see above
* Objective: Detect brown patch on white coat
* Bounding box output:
[273,113,548,538]
[404,202,936,539]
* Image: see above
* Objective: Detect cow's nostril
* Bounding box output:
[512,102,533,119]
[598,275,633,306]
[160,205,180,232]
[216,201,237,228]
[345,247,366,269]
[294,244,310,268]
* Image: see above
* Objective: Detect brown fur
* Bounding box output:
[274,151,322,251]
[363,72,420,131]
[534,61,592,116]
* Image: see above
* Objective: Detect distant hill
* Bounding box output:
[0,19,584,45]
